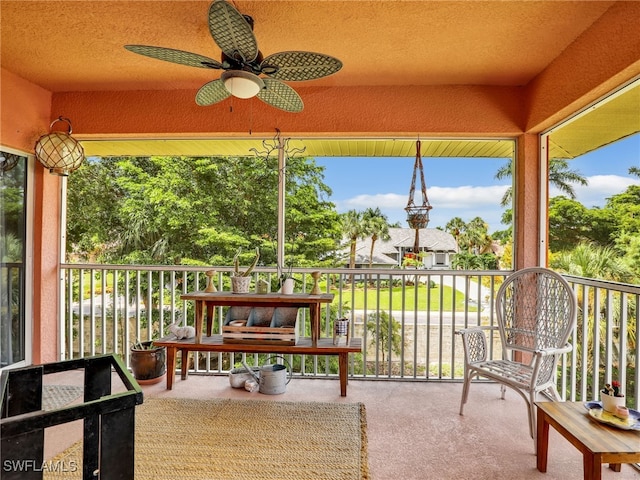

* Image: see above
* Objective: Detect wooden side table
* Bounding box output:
[536,401,640,480]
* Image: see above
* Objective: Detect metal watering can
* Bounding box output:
[242,355,292,395]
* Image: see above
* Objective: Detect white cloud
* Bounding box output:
[339,193,406,210]
[428,185,509,208]
[337,185,509,210]
[566,175,640,208]
[334,185,510,232]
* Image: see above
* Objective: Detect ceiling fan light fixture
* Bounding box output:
[221,70,264,99]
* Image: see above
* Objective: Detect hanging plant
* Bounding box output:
[407,212,429,229]
[405,140,433,250]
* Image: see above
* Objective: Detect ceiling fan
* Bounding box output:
[125,0,342,113]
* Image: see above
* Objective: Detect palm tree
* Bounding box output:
[341,210,366,269]
[551,242,631,281]
[451,252,483,270]
[551,242,636,377]
[362,208,391,268]
[466,217,491,254]
[445,217,465,251]
[496,158,588,207]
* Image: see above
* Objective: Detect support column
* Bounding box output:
[513,133,544,270]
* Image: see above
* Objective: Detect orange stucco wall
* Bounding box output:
[1,68,60,364]
[1,68,52,151]
[525,1,640,132]
[52,85,526,139]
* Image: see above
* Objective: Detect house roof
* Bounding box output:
[352,243,398,266]
[386,228,457,252]
[347,228,457,265]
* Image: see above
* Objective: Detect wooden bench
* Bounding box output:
[153,335,362,396]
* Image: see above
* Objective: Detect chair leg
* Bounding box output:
[459,369,472,415]
[527,391,536,439]
[530,404,537,454]
[500,384,506,400]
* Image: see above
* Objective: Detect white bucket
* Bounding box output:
[258,356,292,395]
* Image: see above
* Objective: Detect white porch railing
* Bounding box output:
[59,265,638,409]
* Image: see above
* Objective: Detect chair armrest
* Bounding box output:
[456,327,493,363]
[534,343,573,357]
[455,325,498,335]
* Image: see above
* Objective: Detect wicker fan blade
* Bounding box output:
[262,51,342,81]
[196,79,231,106]
[257,79,303,113]
[124,45,223,69]
[208,0,258,63]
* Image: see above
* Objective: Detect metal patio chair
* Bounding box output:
[458,267,577,442]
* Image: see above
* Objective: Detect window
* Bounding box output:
[1,151,28,367]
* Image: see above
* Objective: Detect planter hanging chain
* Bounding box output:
[405,140,433,252]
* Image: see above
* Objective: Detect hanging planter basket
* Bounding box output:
[34,116,85,176]
[405,140,432,227]
[407,211,430,230]
[405,140,433,252]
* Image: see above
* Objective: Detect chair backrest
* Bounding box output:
[496,267,577,356]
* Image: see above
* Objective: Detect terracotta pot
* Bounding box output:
[130,341,166,384]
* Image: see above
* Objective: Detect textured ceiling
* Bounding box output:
[1,0,638,159]
[0,1,613,92]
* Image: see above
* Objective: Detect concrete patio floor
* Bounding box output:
[42,373,640,479]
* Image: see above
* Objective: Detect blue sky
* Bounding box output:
[315,134,640,233]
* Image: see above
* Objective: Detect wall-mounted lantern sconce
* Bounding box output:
[34,116,85,176]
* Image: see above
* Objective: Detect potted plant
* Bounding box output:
[130,340,166,385]
[278,264,295,294]
[231,247,259,293]
[406,212,429,229]
[600,381,626,412]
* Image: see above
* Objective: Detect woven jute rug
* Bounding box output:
[46,397,369,480]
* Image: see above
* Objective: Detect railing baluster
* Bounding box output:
[619,292,628,396]
[124,270,131,352]
[113,270,119,357]
[89,268,95,356]
[101,268,107,355]
[147,270,154,342]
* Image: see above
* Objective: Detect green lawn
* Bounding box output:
[335,284,475,312]
[76,272,475,313]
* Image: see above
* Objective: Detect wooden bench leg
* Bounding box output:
[206,304,214,337]
[165,347,177,390]
[181,349,189,380]
[338,353,348,397]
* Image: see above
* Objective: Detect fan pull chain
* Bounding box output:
[248,97,253,135]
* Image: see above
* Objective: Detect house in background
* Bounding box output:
[345,228,457,269]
